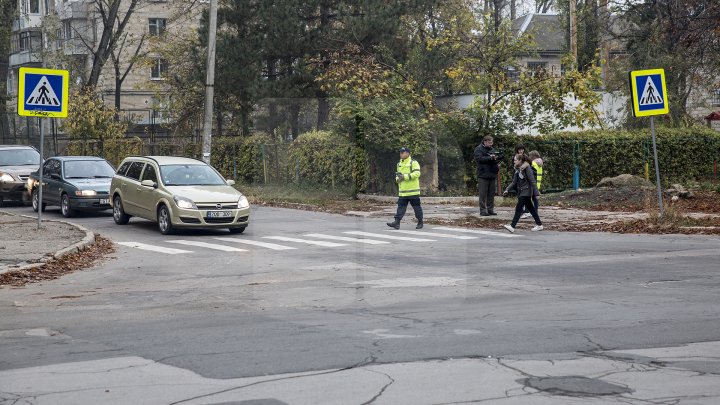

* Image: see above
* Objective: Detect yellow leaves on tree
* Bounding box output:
[61,88,128,143]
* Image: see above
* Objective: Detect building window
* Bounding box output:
[29,0,40,13]
[149,18,167,36]
[151,59,168,79]
[712,89,720,106]
[14,30,42,52]
[527,61,547,72]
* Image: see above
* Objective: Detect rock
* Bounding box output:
[665,183,694,198]
[596,174,654,188]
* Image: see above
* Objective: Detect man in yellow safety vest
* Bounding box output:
[387,147,423,229]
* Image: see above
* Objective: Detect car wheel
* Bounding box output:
[157,205,174,235]
[31,188,46,212]
[113,195,130,225]
[60,194,75,217]
[228,226,246,234]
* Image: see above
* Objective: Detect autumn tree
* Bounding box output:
[612,0,720,125]
[61,88,128,155]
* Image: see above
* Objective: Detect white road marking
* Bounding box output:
[263,236,347,247]
[352,277,463,288]
[167,240,247,252]
[361,329,420,339]
[344,231,436,242]
[391,230,477,239]
[213,237,296,250]
[117,242,191,254]
[432,226,521,238]
[304,233,390,245]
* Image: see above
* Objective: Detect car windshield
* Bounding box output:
[160,164,226,186]
[64,160,116,179]
[0,149,40,166]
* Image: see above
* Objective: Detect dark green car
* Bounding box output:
[28,156,115,217]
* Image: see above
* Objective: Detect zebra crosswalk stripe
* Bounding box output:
[344,231,436,242]
[304,233,390,245]
[117,242,192,254]
[432,226,521,238]
[389,230,477,240]
[214,237,297,250]
[167,240,248,252]
[263,236,347,247]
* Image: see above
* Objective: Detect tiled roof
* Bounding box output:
[513,14,564,53]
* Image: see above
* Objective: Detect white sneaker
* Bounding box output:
[503,224,515,233]
[531,225,544,231]
[520,213,531,219]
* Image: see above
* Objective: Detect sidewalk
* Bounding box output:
[0,210,94,275]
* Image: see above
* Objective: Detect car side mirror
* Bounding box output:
[226,179,236,186]
[141,179,157,188]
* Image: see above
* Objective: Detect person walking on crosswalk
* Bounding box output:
[387,147,424,230]
[502,154,543,233]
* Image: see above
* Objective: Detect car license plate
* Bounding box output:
[207,210,232,218]
[99,198,109,205]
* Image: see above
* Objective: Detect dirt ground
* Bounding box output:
[251,187,720,235]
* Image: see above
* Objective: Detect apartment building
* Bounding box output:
[5,0,203,144]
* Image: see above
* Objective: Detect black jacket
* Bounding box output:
[474,144,503,179]
[505,164,538,197]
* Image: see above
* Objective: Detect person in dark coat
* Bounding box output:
[502,154,543,233]
[473,136,503,216]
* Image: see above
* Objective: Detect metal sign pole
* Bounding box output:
[37,117,44,229]
[649,116,663,217]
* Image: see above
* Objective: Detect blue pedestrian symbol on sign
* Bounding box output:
[629,69,669,117]
[637,75,664,111]
[26,76,61,107]
[17,67,69,118]
[23,74,63,112]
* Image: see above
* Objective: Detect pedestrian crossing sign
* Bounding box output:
[629,68,669,117]
[17,67,69,118]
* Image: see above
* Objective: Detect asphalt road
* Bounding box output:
[1,205,720,404]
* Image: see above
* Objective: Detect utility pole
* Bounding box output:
[569,0,577,66]
[201,0,218,164]
[599,0,609,86]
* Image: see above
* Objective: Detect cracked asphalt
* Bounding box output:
[1,205,720,404]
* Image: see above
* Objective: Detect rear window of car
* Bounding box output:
[125,162,145,180]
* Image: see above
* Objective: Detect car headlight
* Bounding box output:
[0,172,15,182]
[173,195,197,209]
[238,195,249,209]
[75,190,97,196]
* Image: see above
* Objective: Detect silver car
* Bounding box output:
[109,156,250,234]
[0,145,40,206]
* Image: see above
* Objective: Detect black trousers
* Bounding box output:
[511,196,541,227]
[394,196,423,221]
[478,177,496,214]
[523,194,539,213]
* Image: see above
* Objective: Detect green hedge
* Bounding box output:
[492,127,720,190]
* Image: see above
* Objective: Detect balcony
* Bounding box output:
[9,51,42,67]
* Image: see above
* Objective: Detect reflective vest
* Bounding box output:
[532,161,543,190]
[397,156,421,197]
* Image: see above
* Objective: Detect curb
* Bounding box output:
[0,212,96,276]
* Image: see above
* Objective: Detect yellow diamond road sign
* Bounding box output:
[629,68,669,117]
[18,67,69,118]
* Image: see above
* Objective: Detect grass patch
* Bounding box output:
[238,183,355,204]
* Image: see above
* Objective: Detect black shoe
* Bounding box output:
[488,212,498,216]
[480,212,490,216]
[416,221,423,229]
[386,221,400,229]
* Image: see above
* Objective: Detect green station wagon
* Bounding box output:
[109,156,250,234]
[28,156,115,217]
